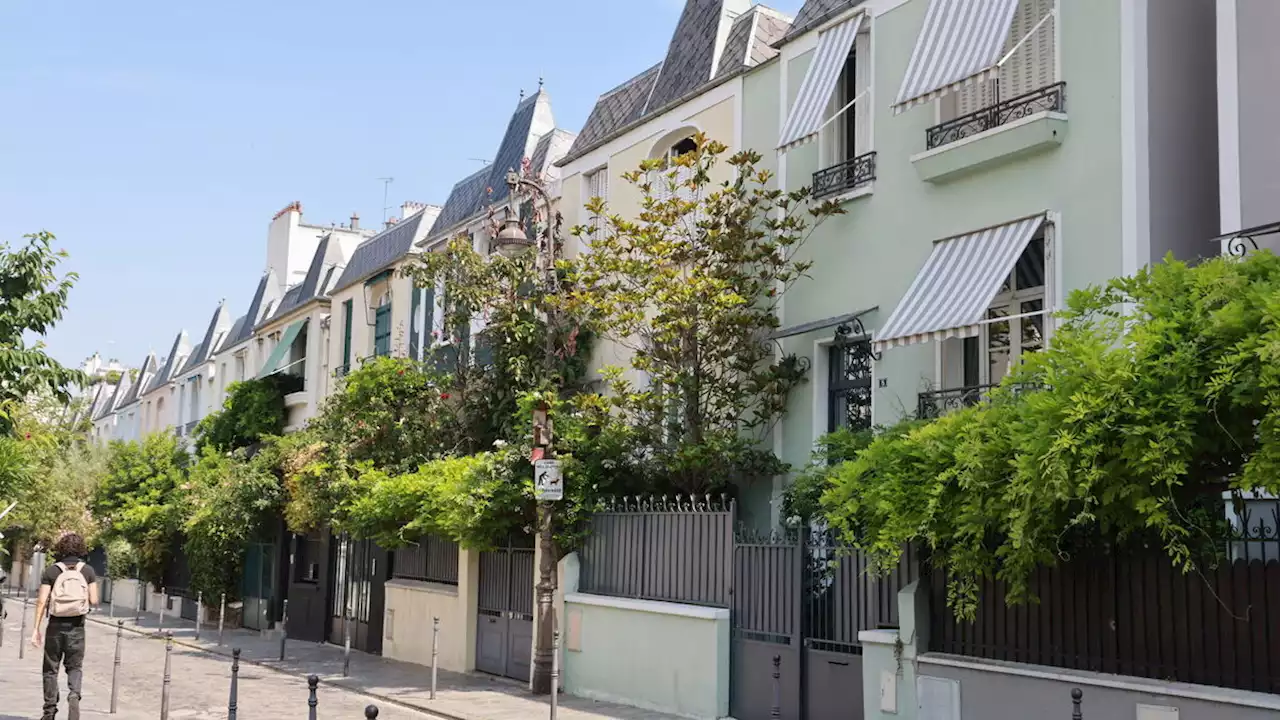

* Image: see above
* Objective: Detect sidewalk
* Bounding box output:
[1,589,673,720]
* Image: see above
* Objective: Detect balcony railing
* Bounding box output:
[812,151,877,200]
[926,81,1067,150]
[918,383,1042,419]
[182,421,197,437]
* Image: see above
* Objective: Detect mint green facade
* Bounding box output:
[735,0,1218,526]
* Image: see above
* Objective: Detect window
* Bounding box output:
[828,339,874,432]
[373,294,392,357]
[947,0,1056,120]
[823,31,872,167]
[585,167,609,232]
[234,352,246,383]
[341,299,354,373]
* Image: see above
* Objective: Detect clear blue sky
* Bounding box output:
[1,0,804,369]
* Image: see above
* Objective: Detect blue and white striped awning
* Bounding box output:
[892,0,1020,114]
[777,14,864,151]
[874,214,1046,352]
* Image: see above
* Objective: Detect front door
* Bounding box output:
[475,541,534,682]
[330,536,389,654]
[241,542,277,631]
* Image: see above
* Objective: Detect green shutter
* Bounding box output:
[374,304,392,357]
[409,286,422,360]
[341,300,353,372]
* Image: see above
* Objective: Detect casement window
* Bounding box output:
[234,352,246,383]
[946,0,1056,120]
[373,295,392,358]
[822,29,872,169]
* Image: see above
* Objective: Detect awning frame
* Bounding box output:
[1211,220,1280,257]
[777,12,866,152]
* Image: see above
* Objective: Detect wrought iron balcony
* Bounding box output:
[917,384,1000,419]
[926,82,1067,150]
[182,421,197,436]
[812,151,876,200]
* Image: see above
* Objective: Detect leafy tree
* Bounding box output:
[822,252,1280,620]
[5,441,107,549]
[93,433,189,584]
[183,448,282,601]
[0,232,85,434]
[561,135,843,493]
[195,375,293,453]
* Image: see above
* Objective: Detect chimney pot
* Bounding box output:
[350,212,360,230]
[385,217,399,229]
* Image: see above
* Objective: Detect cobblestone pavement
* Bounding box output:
[0,592,675,720]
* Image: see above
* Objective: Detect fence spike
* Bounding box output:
[1071,688,1083,720]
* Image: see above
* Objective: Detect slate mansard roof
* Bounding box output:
[330,209,432,294]
[775,0,866,48]
[560,1,793,166]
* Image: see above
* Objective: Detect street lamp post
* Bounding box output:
[494,168,562,695]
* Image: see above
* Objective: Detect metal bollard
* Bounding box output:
[278,598,289,661]
[218,593,225,646]
[227,648,241,720]
[135,583,142,625]
[550,629,560,720]
[18,597,28,660]
[365,705,379,720]
[342,612,352,677]
[770,654,781,719]
[308,675,319,720]
[160,632,173,720]
[195,591,203,641]
[158,587,166,632]
[430,616,439,699]
[109,583,115,619]
[0,596,6,648]
[110,620,123,714]
[1072,688,1083,720]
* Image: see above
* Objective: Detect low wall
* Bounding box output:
[108,578,144,611]
[383,579,468,672]
[562,590,730,720]
[861,580,1280,720]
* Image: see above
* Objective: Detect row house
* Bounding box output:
[748,0,1219,525]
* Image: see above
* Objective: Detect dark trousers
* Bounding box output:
[42,619,85,720]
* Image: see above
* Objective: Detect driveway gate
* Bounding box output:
[331,536,389,654]
[475,538,535,682]
[730,529,917,720]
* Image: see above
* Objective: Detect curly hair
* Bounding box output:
[52,532,88,559]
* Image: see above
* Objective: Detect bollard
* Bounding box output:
[227,648,241,720]
[18,597,28,660]
[160,632,173,720]
[770,654,781,719]
[109,583,115,619]
[308,675,319,720]
[550,629,560,720]
[218,593,225,646]
[1072,688,1083,720]
[195,591,203,641]
[158,587,166,632]
[135,582,143,625]
[279,598,289,661]
[342,612,352,677]
[0,596,6,648]
[430,616,439,699]
[110,620,123,714]
[365,705,379,720]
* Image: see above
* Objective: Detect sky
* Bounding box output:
[1,0,805,370]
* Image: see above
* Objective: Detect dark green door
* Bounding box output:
[241,542,277,631]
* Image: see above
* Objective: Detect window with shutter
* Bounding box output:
[586,167,608,232]
[947,0,1055,119]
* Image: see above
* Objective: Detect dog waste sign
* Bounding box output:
[535,459,563,501]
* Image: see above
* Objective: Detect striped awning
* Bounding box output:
[257,319,306,379]
[874,214,1046,352]
[892,0,1020,114]
[777,14,864,151]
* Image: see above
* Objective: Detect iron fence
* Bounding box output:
[579,495,735,607]
[930,500,1280,694]
[926,81,1067,149]
[392,535,460,585]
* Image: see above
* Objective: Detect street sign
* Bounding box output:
[534,459,563,501]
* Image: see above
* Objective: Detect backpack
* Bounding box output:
[50,562,90,617]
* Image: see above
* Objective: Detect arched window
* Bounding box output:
[648,128,700,209]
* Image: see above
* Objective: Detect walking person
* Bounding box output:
[30,532,98,720]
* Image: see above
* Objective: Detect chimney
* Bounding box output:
[385,217,399,229]
[401,201,427,219]
[350,212,360,230]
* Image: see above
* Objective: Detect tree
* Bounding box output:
[93,434,189,584]
[822,251,1280,619]
[0,232,85,434]
[195,374,294,453]
[562,135,843,492]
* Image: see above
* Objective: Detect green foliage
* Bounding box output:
[6,441,107,549]
[0,434,35,507]
[0,232,86,434]
[105,538,139,578]
[561,135,843,493]
[822,252,1280,620]
[195,375,293,453]
[93,433,189,585]
[182,448,283,601]
[780,426,882,526]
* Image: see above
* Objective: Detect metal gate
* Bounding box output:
[330,536,388,654]
[241,542,278,631]
[730,529,916,720]
[475,539,535,682]
[163,541,197,622]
